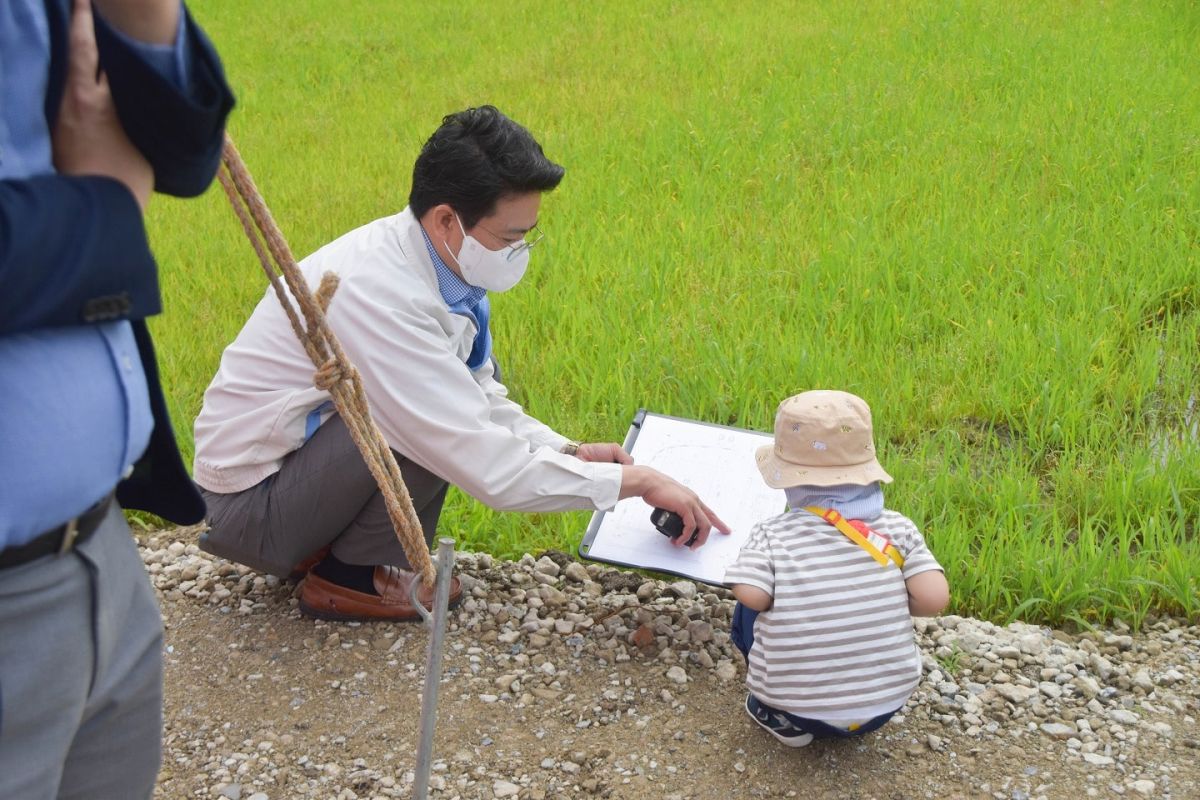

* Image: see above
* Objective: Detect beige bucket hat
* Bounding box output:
[755,390,893,489]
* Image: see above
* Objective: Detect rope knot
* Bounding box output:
[221,134,434,586]
[314,358,350,391]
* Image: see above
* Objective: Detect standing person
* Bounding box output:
[0,0,234,796]
[194,105,729,622]
[724,390,949,747]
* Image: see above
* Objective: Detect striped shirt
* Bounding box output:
[724,508,943,722]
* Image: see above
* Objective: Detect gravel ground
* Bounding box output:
[142,529,1200,800]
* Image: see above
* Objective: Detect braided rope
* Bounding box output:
[217,135,435,586]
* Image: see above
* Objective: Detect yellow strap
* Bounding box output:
[803,507,905,569]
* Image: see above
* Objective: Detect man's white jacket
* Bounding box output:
[193,208,622,512]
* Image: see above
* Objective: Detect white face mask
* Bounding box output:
[444,213,530,292]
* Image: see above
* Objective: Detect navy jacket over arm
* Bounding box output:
[0,0,235,524]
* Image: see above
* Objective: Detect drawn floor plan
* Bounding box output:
[579,411,786,585]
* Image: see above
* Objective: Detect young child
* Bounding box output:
[725,390,949,747]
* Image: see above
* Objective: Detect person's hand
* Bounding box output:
[92,0,181,45]
[52,0,153,211]
[619,465,731,550]
[574,443,633,465]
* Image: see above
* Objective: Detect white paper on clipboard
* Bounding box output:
[578,410,786,586]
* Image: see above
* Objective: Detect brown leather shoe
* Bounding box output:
[298,565,462,622]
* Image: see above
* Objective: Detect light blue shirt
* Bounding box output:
[0,2,189,548]
[420,228,493,371]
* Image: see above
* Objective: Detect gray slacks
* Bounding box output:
[201,414,448,577]
[0,504,163,800]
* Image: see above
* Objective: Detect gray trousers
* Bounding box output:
[0,504,163,800]
[201,414,448,577]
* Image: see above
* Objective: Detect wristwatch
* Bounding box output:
[560,440,581,457]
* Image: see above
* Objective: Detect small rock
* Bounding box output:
[538,585,568,607]
[1040,722,1076,740]
[1108,709,1139,726]
[1131,670,1154,693]
[994,684,1039,705]
[564,562,589,583]
[666,666,688,685]
[493,779,520,798]
[629,624,655,649]
[667,580,697,600]
[686,620,714,644]
[1039,682,1063,700]
[1018,633,1045,655]
[1147,721,1173,738]
[1158,668,1185,685]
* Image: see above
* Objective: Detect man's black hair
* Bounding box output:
[409,105,564,228]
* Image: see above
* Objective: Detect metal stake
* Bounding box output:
[410,537,456,800]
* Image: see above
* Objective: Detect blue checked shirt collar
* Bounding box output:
[421,227,486,310]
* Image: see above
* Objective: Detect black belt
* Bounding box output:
[0,493,114,570]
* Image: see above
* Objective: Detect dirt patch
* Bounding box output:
[144,528,1199,800]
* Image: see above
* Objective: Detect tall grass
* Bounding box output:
[147,0,1200,628]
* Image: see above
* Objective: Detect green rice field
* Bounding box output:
[146,1,1200,629]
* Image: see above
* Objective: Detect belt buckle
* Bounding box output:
[58,518,80,555]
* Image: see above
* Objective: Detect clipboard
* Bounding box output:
[578,409,786,586]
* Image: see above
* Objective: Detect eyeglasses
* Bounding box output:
[475,222,545,262]
[507,226,545,261]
